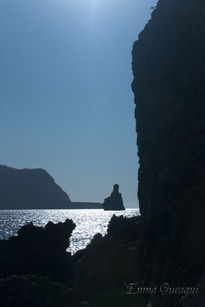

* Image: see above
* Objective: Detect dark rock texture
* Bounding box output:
[107,214,140,242]
[103,184,125,211]
[0,216,140,306]
[73,215,139,296]
[132,0,205,306]
[0,165,71,209]
[0,219,75,284]
[0,275,80,307]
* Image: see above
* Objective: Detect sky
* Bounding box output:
[0,0,157,208]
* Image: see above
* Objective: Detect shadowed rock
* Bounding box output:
[0,275,80,307]
[73,215,139,295]
[0,219,75,284]
[107,214,140,242]
[103,184,125,211]
[0,165,71,209]
[132,0,205,305]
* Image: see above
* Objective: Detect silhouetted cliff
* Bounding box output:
[2,0,205,305]
[0,165,71,209]
[132,0,205,306]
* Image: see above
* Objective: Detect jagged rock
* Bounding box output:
[106,214,140,242]
[132,0,205,306]
[0,219,75,284]
[73,215,139,296]
[103,184,125,211]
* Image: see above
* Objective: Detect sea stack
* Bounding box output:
[103,184,125,211]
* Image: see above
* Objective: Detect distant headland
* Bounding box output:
[0,165,102,210]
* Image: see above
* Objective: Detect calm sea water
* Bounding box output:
[0,209,139,254]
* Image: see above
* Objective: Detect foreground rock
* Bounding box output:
[0,216,140,306]
[103,184,125,211]
[0,219,75,284]
[73,215,140,296]
[0,275,80,307]
[132,0,205,305]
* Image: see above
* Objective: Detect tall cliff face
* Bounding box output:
[132,0,205,305]
[0,165,71,209]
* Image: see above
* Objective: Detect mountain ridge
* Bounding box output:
[0,165,102,209]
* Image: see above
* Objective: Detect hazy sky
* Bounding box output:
[0,0,157,207]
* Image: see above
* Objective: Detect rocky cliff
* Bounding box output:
[0,165,103,210]
[0,165,71,209]
[132,0,205,306]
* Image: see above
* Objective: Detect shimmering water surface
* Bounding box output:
[0,209,139,254]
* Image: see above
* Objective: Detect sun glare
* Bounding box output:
[91,0,97,10]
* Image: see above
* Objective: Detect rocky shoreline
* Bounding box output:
[0,217,140,307]
[1,0,205,306]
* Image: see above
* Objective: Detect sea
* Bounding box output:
[0,209,139,254]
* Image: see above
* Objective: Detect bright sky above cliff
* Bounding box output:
[0,0,157,208]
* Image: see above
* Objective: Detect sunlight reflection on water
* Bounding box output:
[0,209,139,254]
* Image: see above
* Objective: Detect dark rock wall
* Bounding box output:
[0,165,71,209]
[132,0,205,304]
